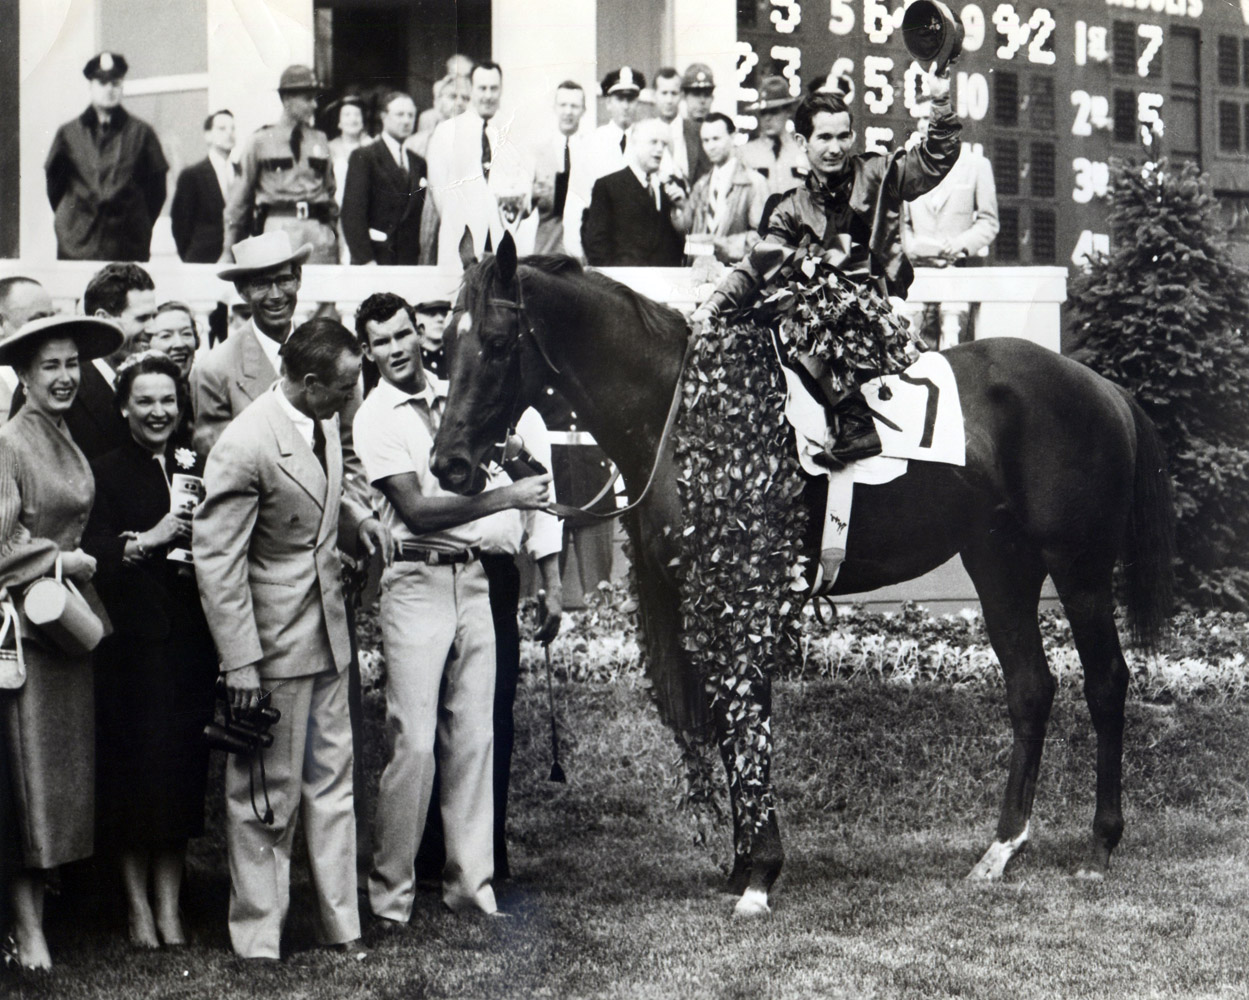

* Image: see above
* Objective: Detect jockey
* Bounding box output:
[691,64,959,467]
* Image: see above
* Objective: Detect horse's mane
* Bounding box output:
[463,253,689,350]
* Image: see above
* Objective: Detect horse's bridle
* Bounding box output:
[486,275,692,522]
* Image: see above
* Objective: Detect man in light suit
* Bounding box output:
[901,118,1000,349]
[426,61,529,269]
[194,317,390,960]
[539,81,592,259]
[673,113,769,263]
[341,92,427,265]
[193,232,316,455]
[170,109,236,263]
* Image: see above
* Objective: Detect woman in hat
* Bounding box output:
[0,314,122,970]
[84,351,216,950]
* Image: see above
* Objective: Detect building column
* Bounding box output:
[492,0,597,136]
[671,0,737,118]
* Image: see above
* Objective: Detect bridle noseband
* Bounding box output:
[480,270,692,523]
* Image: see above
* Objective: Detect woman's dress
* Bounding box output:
[0,409,100,869]
[84,436,217,846]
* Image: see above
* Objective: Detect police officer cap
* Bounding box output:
[601,67,645,97]
[83,52,129,82]
[746,76,799,112]
[278,64,321,94]
[681,63,715,92]
[415,300,452,314]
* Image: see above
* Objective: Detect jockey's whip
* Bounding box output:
[537,589,567,783]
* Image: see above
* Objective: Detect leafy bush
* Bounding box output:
[1069,158,1249,609]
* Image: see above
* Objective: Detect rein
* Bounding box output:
[487,281,691,523]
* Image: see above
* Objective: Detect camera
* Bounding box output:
[204,678,281,755]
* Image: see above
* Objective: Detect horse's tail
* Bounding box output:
[1118,387,1176,652]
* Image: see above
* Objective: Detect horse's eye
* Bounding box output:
[483,335,509,358]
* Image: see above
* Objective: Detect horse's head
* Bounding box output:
[433,229,539,494]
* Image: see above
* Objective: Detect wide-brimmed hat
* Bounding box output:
[602,66,644,97]
[0,315,124,367]
[681,63,715,93]
[217,232,313,281]
[746,76,799,112]
[277,64,321,95]
[84,52,128,83]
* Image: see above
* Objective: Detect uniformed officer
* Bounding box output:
[738,76,809,198]
[221,65,339,264]
[44,52,169,262]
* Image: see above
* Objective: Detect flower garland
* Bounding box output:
[671,247,921,853]
[673,317,810,852]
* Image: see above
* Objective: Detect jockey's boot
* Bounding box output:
[814,392,882,470]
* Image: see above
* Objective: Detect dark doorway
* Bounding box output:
[314,0,492,132]
[0,0,18,257]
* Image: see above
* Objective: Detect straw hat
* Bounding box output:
[217,231,313,281]
[0,315,124,367]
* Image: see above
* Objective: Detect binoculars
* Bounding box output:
[203,677,281,755]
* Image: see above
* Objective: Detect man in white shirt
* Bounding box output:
[589,67,644,181]
[352,293,553,924]
[426,61,531,269]
[739,76,809,198]
[541,80,593,258]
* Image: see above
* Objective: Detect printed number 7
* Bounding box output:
[897,372,939,448]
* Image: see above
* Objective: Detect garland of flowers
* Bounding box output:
[670,245,922,853]
[672,317,810,852]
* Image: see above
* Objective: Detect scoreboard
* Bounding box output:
[734,0,1249,268]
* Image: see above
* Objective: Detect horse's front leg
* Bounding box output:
[712,664,783,916]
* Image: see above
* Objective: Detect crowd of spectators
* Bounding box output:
[1,43,999,971]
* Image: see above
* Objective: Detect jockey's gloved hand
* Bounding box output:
[690,305,717,338]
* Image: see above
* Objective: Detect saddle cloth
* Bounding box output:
[781,350,965,487]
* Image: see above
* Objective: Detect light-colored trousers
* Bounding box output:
[369,560,498,920]
[225,668,359,959]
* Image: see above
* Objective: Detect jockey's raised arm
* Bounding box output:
[693,63,960,326]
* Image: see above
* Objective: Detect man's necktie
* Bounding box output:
[291,123,303,162]
[649,176,661,212]
[311,420,327,472]
[481,123,492,179]
[770,135,782,158]
[619,133,627,154]
[554,138,570,216]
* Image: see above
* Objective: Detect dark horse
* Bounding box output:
[433,234,1175,916]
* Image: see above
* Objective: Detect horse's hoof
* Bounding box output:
[967,826,1030,882]
[732,888,771,917]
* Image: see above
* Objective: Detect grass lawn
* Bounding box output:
[4,676,1247,999]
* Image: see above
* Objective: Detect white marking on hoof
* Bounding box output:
[967,823,1030,881]
[733,888,771,917]
[1074,867,1106,882]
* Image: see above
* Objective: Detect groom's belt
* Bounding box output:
[394,544,483,566]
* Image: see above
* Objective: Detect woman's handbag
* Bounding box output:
[0,588,25,689]
[23,556,104,657]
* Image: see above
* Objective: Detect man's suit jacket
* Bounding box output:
[902,145,1000,262]
[9,362,128,460]
[340,140,428,265]
[193,390,368,680]
[190,324,278,456]
[170,157,227,263]
[682,117,712,185]
[581,167,685,267]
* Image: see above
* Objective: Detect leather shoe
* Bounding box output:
[327,939,369,960]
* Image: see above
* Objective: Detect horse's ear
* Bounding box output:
[496,231,517,284]
[458,227,477,270]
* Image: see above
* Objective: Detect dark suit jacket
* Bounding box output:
[340,140,427,265]
[581,167,684,267]
[170,158,227,263]
[9,363,129,461]
[84,435,208,639]
[683,117,712,184]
